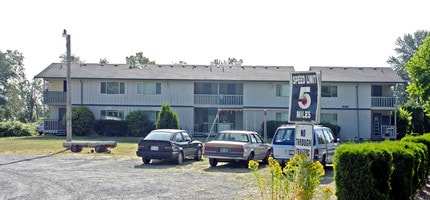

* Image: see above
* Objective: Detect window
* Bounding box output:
[182,132,192,141]
[101,110,124,120]
[137,82,161,95]
[143,111,159,123]
[321,113,338,125]
[276,84,289,97]
[101,82,125,94]
[321,85,337,97]
[276,112,289,121]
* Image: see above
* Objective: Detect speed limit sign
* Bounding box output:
[288,71,321,123]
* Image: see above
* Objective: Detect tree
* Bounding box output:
[210,57,243,66]
[126,52,155,69]
[99,58,109,64]
[156,104,179,129]
[405,36,430,113]
[387,30,430,104]
[59,54,83,63]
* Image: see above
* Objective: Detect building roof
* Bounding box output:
[34,63,404,83]
[309,66,405,83]
[34,63,295,82]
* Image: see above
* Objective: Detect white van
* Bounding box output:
[271,124,339,167]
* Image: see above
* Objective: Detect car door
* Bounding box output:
[251,134,268,160]
[173,132,189,156]
[181,131,195,156]
[323,128,337,163]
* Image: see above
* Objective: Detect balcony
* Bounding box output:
[43,91,66,105]
[371,96,396,108]
[194,94,243,106]
[43,119,66,135]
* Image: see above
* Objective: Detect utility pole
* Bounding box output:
[63,29,72,142]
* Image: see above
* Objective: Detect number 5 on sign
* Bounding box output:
[298,86,311,109]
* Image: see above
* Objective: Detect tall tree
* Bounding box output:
[99,58,109,64]
[126,52,155,69]
[405,36,430,112]
[210,57,243,66]
[387,30,430,104]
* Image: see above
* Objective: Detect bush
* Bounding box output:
[156,104,179,129]
[126,110,155,137]
[261,120,289,139]
[62,106,94,136]
[395,108,412,139]
[0,121,37,137]
[94,120,128,137]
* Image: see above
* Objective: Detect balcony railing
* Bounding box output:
[43,119,66,135]
[194,94,243,106]
[371,96,396,108]
[381,125,396,140]
[43,91,66,105]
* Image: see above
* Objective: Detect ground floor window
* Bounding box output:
[276,112,289,121]
[101,110,124,120]
[321,113,338,125]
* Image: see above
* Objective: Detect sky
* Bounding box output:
[1,0,429,79]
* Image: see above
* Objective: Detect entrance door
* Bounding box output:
[373,113,381,136]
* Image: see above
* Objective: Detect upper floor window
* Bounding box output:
[137,82,161,95]
[101,82,125,94]
[101,110,124,120]
[322,85,337,97]
[276,84,289,97]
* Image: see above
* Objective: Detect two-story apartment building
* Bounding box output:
[35,63,404,141]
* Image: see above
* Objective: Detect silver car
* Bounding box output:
[203,130,272,167]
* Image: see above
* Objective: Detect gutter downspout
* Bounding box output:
[80,80,83,105]
[356,83,360,140]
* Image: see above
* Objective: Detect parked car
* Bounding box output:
[203,130,272,167]
[136,129,203,165]
[271,124,339,167]
[36,124,44,135]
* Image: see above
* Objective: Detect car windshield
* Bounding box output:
[273,128,295,145]
[214,133,249,142]
[144,131,172,141]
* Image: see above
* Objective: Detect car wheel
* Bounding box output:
[176,152,184,165]
[194,147,202,161]
[209,158,218,167]
[244,152,254,168]
[321,155,327,168]
[262,151,270,164]
[142,158,151,164]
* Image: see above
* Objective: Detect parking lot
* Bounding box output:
[0,153,336,200]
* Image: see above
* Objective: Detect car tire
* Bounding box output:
[244,152,254,168]
[194,147,202,161]
[262,151,270,164]
[321,155,327,168]
[142,158,151,164]
[176,152,184,165]
[209,158,218,167]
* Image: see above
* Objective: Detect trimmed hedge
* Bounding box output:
[94,120,128,137]
[334,136,430,200]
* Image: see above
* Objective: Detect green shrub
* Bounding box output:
[62,106,94,136]
[261,120,289,139]
[0,121,37,137]
[334,143,393,200]
[126,110,155,137]
[94,120,128,137]
[156,104,179,129]
[395,108,412,139]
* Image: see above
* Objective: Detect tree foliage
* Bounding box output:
[126,52,155,69]
[126,110,155,137]
[0,50,43,122]
[59,53,83,63]
[210,57,243,66]
[387,30,430,104]
[405,36,430,113]
[156,104,179,129]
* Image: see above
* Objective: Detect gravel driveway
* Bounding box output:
[0,152,265,200]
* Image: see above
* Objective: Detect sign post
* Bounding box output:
[289,71,321,159]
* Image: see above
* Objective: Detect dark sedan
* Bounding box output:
[136,129,203,165]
